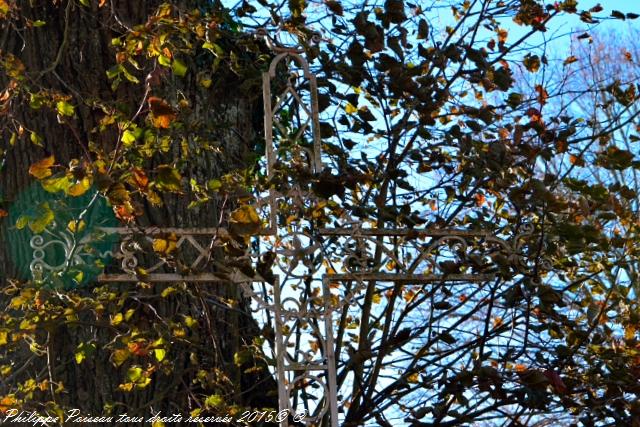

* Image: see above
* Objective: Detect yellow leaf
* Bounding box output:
[29,155,55,179]
[67,220,86,233]
[111,313,123,326]
[118,382,134,392]
[0,0,10,15]
[66,177,92,196]
[184,316,197,328]
[344,102,357,114]
[625,325,636,340]
[407,372,420,383]
[112,348,129,367]
[0,395,18,412]
[230,205,261,236]
[152,236,177,254]
[153,349,166,362]
[153,238,168,253]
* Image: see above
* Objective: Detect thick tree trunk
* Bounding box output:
[0,1,275,422]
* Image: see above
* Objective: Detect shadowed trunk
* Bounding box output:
[0,0,276,422]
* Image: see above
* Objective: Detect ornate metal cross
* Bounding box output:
[25,29,547,427]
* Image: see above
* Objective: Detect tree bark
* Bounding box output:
[0,1,275,422]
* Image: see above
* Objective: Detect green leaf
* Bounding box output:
[29,93,45,109]
[155,165,182,192]
[127,366,143,382]
[106,64,122,79]
[56,100,75,117]
[171,59,187,77]
[75,342,96,364]
[16,216,29,230]
[204,394,224,409]
[32,20,46,27]
[161,286,176,298]
[153,348,166,362]
[41,175,71,193]
[233,349,252,366]
[29,202,54,233]
[30,132,43,147]
[121,129,137,146]
[207,179,222,191]
[111,312,123,326]
[158,55,171,67]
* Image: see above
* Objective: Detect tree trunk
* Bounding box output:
[0,1,275,423]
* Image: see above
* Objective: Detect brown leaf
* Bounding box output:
[29,156,55,179]
[132,167,149,189]
[535,84,548,106]
[569,154,584,166]
[148,96,176,129]
[324,0,343,15]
